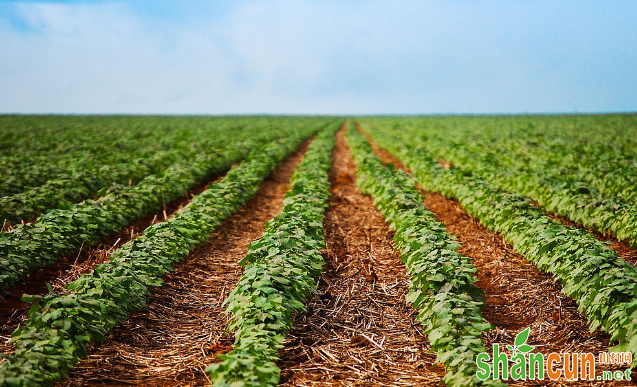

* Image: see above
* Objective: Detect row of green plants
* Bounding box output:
[0,116,265,197]
[0,148,193,225]
[482,119,637,205]
[454,134,637,206]
[372,119,637,247]
[457,152,637,248]
[364,122,637,367]
[368,115,637,208]
[0,144,247,295]
[0,149,135,198]
[0,118,291,225]
[0,119,319,296]
[347,126,503,386]
[0,115,169,156]
[206,123,338,387]
[0,123,324,387]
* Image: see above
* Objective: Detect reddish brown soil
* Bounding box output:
[0,172,228,356]
[278,129,445,386]
[56,140,311,386]
[359,123,631,386]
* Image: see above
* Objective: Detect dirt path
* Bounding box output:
[0,171,228,356]
[360,124,629,386]
[277,129,445,386]
[52,140,311,386]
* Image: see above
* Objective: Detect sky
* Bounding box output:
[0,0,636,115]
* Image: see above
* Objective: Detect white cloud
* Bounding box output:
[0,2,232,113]
[0,0,635,114]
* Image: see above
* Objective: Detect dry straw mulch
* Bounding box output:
[423,192,628,386]
[278,129,445,386]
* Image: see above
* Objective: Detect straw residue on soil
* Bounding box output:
[277,129,444,387]
[56,140,311,387]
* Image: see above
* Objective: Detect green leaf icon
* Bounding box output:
[518,344,535,353]
[515,327,530,346]
[506,345,514,351]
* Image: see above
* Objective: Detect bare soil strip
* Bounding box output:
[278,129,444,387]
[0,171,228,356]
[52,140,312,386]
[598,238,637,266]
[360,126,628,386]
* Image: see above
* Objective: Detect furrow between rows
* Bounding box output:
[359,122,629,385]
[278,128,445,386]
[0,170,228,357]
[57,138,312,386]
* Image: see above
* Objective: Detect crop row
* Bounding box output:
[0,118,291,225]
[452,149,637,248]
[366,116,637,206]
[371,119,637,247]
[0,116,261,197]
[0,148,193,225]
[347,126,502,386]
[0,144,247,295]
[207,123,338,387]
[402,116,637,205]
[457,136,637,206]
[0,123,323,387]
[0,115,162,156]
[0,119,322,296]
[364,122,637,367]
[0,149,132,198]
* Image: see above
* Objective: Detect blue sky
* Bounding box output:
[0,0,635,114]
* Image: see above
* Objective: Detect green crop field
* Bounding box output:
[1,114,636,386]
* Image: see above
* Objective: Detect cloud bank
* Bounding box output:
[0,0,636,114]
